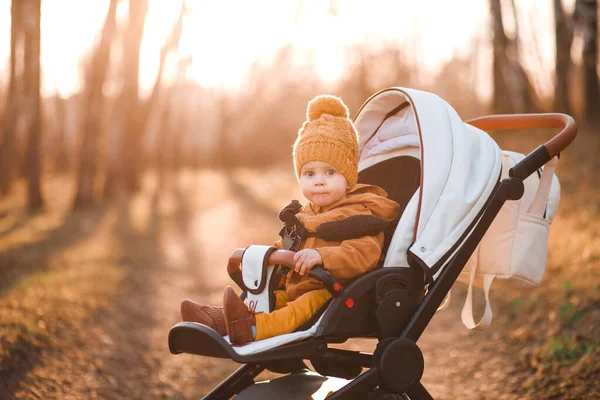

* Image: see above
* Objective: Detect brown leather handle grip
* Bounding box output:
[226,248,344,296]
[226,248,296,275]
[466,113,577,158]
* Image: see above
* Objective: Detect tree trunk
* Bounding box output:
[52,95,70,173]
[139,2,185,135]
[577,0,600,126]
[170,97,184,174]
[170,58,190,175]
[73,0,118,209]
[490,0,511,113]
[554,0,575,114]
[139,3,185,192]
[102,114,120,199]
[490,0,538,113]
[216,95,231,171]
[156,92,173,191]
[118,0,148,193]
[510,0,539,113]
[22,0,43,211]
[0,0,22,195]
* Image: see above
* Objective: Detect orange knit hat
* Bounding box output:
[293,95,359,187]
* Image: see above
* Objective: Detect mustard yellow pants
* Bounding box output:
[255,289,332,341]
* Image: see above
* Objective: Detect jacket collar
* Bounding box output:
[306,183,384,214]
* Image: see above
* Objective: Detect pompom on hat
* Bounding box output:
[293,95,359,187]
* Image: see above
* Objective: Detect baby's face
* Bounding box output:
[299,161,348,207]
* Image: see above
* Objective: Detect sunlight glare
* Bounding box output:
[0,0,563,99]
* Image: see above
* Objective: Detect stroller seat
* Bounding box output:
[168,87,576,400]
[168,150,423,355]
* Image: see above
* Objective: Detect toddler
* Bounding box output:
[181,94,400,345]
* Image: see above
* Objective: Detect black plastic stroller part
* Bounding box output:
[375,270,425,336]
[261,358,308,374]
[168,322,327,363]
[375,338,424,392]
[279,202,390,249]
[315,267,424,339]
[315,215,391,241]
[505,176,525,200]
[309,358,363,381]
[309,266,344,297]
[310,348,372,380]
[202,363,265,400]
[510,145,552,180]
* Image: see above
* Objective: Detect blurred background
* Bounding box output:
[0,1,598,399]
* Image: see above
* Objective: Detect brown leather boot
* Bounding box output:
[223,286,256,345]
[180,300,226,336]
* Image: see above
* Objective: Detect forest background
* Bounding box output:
[0,1,598,399]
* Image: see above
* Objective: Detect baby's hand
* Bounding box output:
[293,249,323,276]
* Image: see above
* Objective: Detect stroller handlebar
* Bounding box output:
[466,113,576,159]
[466,113,577,180]
[227,249,343,297]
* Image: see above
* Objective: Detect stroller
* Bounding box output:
[168,87,576,399]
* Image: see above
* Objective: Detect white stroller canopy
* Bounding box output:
[355,88,502,275]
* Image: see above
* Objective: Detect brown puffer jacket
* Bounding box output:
[275,184,401,301]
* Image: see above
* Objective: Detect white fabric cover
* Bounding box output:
[354,88,502,273]
[241,245,276,314]
[227,312,326,356]
[359,105,420,162]
[459,152,560,329]
[359,146,420,172]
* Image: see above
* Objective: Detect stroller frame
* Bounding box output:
[168,109,576,399]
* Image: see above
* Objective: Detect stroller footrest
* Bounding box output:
[169,322,232,358]
[168,322,325,363]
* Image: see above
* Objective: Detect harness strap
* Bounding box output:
[315,215,389,241]
[278,200,390,247]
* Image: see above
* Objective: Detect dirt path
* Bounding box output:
[3,170,594,399]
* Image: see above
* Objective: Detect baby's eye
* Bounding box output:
[304,171,314,177]
[326,169,336,176]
